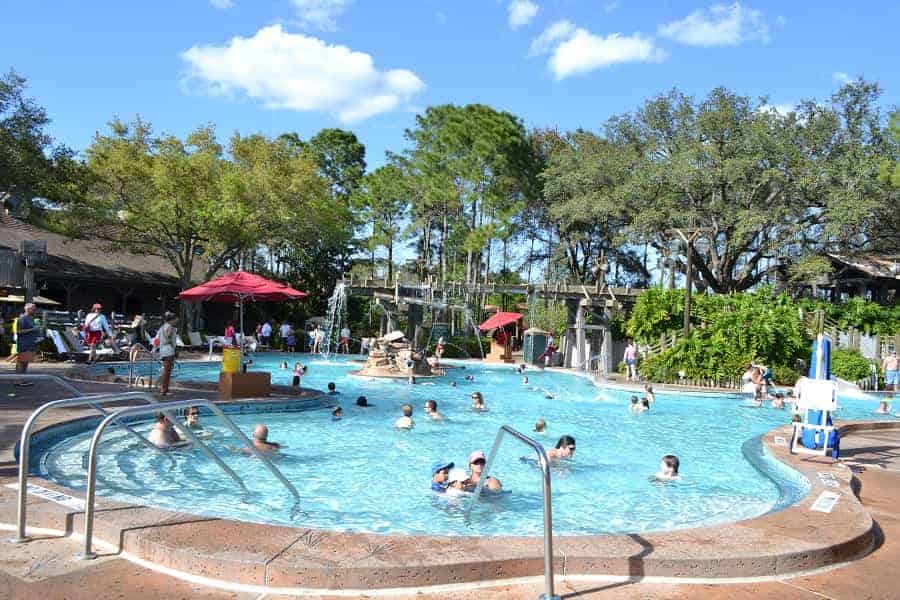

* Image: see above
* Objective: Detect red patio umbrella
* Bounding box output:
[178,271,307,353]
[478,311,523,331]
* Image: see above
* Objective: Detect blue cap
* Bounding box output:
[430,459,454,475]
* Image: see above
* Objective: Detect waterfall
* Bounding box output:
[463,308,484,360]
[321,281,348,357]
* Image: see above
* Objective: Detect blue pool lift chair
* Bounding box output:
[791,377,840,459]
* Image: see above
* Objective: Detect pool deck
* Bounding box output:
[2,363,900,598]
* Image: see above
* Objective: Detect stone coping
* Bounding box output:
[7,415,897,591]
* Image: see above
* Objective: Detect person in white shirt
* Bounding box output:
[279,322,292,351]
[155,312,178,395]
[260,321,273,347]
[83,303,113,364]
[310,324,322,354]
[339,326,351,353]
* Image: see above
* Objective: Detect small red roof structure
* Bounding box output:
[177,271,306,303]
[479,311,523,331]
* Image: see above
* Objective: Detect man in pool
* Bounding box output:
[771,393,786,409]
[430,460,453,492]
[655,454,680,480]
[424,399,444,421]
[148,412,184,448]
[534,418,547,433]
[327,382,339,395]
[356,396,372,407]
[251,424,281,452]
[395,404,415,429]
[466,450,501,492]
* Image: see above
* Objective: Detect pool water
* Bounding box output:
[34,355,896,537]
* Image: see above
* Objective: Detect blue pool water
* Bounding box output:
[32,355,897,537]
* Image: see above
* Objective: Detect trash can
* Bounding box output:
[222,346,241,373]
[523,328,549,366]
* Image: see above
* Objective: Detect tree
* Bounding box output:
[353,164,409,280]
[305,128,366,202]
[0,68,85,214]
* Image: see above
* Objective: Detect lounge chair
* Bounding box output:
[791,377,840,459]
[187,331,205,349]
[61,329,118,362]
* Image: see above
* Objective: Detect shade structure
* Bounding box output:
[479,311,523,332]
[177,271,307,303]
[178,271,306,357]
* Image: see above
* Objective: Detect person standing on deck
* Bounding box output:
[623,339,638,381]
[14,303,39,374]
[83,303,113,364]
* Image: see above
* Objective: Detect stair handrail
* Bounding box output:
[464,425,560,600]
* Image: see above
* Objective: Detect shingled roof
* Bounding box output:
[0,213,182,288]
[827,253,900,280]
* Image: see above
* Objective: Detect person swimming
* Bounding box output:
[148,412,185,448]
[327,382,339,395]
[280,360,288,369]
[464,375,475,382]
[876,400,890,414]
[547,435,576,461]
[534,418,547,433]
[641,397,651,411]
[772,393,786,409]
[644,384,655,403]
[655,454,680,480]
[408,375,416,385]
[430,459,453,493]
[185,406,203,430]
[522,376,529,385]
[356,395,372,407]
[543,389,554,399]
[424,399,445,421]
[445,467,470,496]
[251,424,281,452]
[471,391,486,411]
[292,363,306,387]
[629,396,643,413]
[450,380,457,387]
[332,406,343,420]
[467,450,501,492]
[395,404,415,429]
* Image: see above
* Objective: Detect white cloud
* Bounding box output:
[529,20,575,56]
[209,0,234,9]
[760,102,796,116]
[508,0,540,30]
[550,30,666,79]
[531,22,665,79]
[658,2,770,47]
[833,71,851,84]
[291,0,352,31]
[181,25,425,123]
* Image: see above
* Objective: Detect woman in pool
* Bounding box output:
[466,450,501,492]
[876,400,891,414]
[471,391,486,411]
[547,435,576,461]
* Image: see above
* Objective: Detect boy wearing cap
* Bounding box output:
[430,460,454,492]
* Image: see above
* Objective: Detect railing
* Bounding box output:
[80,399,301,559]
[8,381,248,542]
[464,426,560,600]
[128,348,157,388]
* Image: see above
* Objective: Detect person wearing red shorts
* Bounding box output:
[83,303,112,364]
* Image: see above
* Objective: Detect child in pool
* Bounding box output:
[327,382,339,395]
[445,467,470,496]
[644,384,655,403]
[395,404,414,429]
[655,454,680,480]
[332,406,343,421]
[292,363,306,387]
[280,360,288,369]
[771,393,786,409]
[641,397,651,411]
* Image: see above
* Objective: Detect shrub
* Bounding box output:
[830,349,876,382]
[771,364,800,386]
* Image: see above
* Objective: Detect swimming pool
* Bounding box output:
[33,355,896,537]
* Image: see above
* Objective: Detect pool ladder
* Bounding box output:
[8,374,301,560]
[465,425,560,600]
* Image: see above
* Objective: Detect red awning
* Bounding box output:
[479,311,523,331]
[177,271,307,303]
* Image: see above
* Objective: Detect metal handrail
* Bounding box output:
[8,385,249,542]
[128,349,157,388]
[80,399,301,559]
[464,425,560,600]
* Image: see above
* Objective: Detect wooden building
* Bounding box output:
[808,254,900,304]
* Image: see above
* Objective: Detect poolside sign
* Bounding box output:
[810,491,840,513]
[5,483,85,510]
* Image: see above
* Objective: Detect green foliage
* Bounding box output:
[637,288,808,383]
[771,364,800,386]
[800,298,900,335]
[524,301,568,337]
[831,349,876,381]
[625,287,684,342]
[304,128,366,202]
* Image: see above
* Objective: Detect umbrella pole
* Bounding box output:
[239,294,244,364]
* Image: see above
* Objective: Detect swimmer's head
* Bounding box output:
[661,454,680,476]
[425,399,437,412]
[641,398,650,409]
[534,418,546,432]
[555,435,576,457]
[327,382,336,392]
[523,376,529,384]
[356,396,368,407]
[468,450,486,471]
[630,396,639,405]
[155,411,168,424]
[402,403,413,417]
[471,391,484,405]
[450,381,457,387]
[253,424,269,441]
[332,406,343,418]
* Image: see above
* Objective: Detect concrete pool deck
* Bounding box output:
[1,364,899,598]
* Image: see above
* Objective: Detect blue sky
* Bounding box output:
[3,1,898,170]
